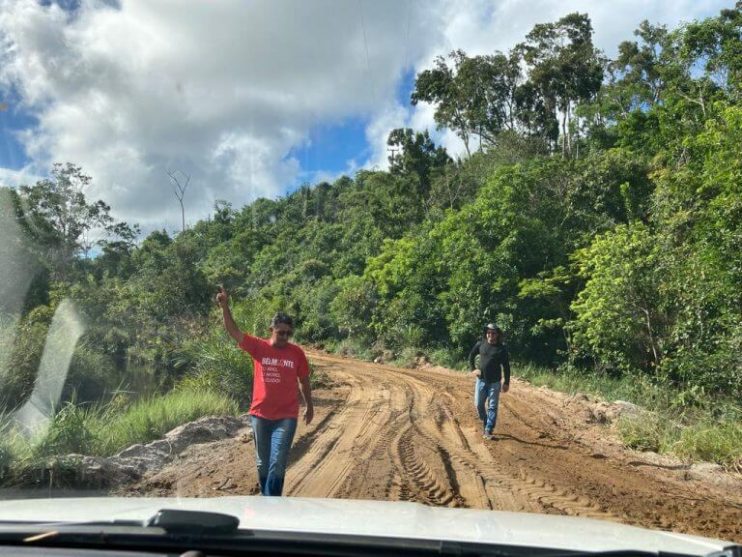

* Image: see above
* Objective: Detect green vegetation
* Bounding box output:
[516,362,741,466]
[0,7,740,476]
[93,389,239,456]
[0,387,237,482]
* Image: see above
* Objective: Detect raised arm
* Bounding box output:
[215,286,243,344]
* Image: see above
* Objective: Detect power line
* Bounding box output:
[358,0,371,73]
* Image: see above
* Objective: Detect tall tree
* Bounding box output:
[518,13,604,157]
[16,164,116,280]
[411,49,532,153]
[412,50,475,155]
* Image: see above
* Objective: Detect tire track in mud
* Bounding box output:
[130,351,742,543]
[294,353,620,520]
[287,352,741,542]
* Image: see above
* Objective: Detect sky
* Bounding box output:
[0,0,732,233]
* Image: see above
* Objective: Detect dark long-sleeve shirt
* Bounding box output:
[469,340,511,384]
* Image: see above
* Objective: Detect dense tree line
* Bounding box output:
[0,7,739,413]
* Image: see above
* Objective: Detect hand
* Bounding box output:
[215,286,228,307]
[304,404,314,425]
[470,369,481,378]
[502,382,510,393]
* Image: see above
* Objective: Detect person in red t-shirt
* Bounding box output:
[216,287,313,496]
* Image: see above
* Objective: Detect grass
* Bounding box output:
[673,420,742,465]
[92,388,239,456]
[327,338,376,361]
[0,329,330,485]
[515,361,742,468]
[0,386,238,485]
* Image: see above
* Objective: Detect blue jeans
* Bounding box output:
[250,416,297,496]
[474,378,501,434]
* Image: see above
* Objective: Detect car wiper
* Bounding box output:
[144,509,241,535]
[551,549,660,557]
[706,547,742,557]
[549,548,742,557]
[144,509,244,535]
[0,510,244,544]
[1,510,241,536]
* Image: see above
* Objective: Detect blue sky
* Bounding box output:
[0,87,37,172]
[286,118,370,189]
[1,54,419,191]
[286,68,417,189]
[0,0,732,230]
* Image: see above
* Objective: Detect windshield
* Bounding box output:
[0,0,740,552]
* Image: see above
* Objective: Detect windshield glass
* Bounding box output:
[0,0,740,550]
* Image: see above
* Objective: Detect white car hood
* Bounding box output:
[0,496,730,555]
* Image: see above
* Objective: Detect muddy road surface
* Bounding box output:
[128,351,742,542]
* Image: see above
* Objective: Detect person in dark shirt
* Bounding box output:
[468,323,510,440]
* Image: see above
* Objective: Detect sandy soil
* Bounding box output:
[124,350,742,542]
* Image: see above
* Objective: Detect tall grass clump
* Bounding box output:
[0,313,47,412]
[63,342,121,404]
[175,319,253,408]
[673,421,742,467]
[92,388,238,456]
[0,385,238,484]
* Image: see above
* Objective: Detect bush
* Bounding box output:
[394,346,426,369]
[0,439,12,481]
[674,421,742,467]
[332,338,374,361]
[428,348,465,370]
[31,401,97,459]
[0,319,47,412]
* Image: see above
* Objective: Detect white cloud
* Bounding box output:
[0,0,731,230]
[0,165,43,188]
[0,0,443,228]
[365,101,412,171]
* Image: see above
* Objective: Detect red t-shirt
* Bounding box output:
[238,333,310,420]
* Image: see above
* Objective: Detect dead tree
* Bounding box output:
[167,169,190,233]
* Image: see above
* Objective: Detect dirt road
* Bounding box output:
[129,351,742,542]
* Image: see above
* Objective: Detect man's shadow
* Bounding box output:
[494,433,568,450]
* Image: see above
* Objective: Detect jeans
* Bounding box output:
[474,378,501,434]
[250,415,297,496]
